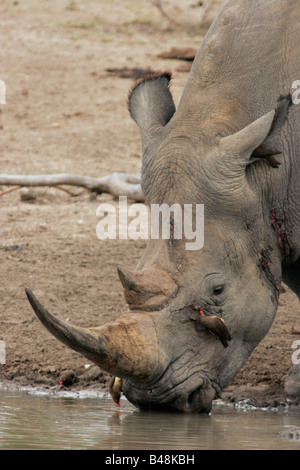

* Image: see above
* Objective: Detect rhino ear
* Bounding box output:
[220,109,276,160]
[128,72,176,150]
[220,93,292,168]
[250,93,293,168]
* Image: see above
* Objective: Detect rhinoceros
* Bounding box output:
[26,0,300,413]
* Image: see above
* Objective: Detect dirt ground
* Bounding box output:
[0,0,299,409]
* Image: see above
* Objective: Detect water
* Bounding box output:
[0,386,299,450]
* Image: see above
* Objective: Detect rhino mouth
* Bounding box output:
[129,385,216,414]
[122,371,217,413]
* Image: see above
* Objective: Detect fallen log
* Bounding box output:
[0,172,144,201]
[157,47,197,61]
[105,67,161,79]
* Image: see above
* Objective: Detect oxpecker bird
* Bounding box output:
[109,376,123,407]
[199,311,231,348]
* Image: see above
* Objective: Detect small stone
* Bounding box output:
[82,365,102,381]
[20,192,37,202]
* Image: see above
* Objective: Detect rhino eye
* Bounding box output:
[212,285,224,296]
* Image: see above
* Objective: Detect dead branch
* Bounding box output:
[197,0,215,24]
[157,47,197,61]
[105,67,162,79]
[0,185,21,196]
[147,0,216,27]
[290,328,300,335]
[56,185,80,196]
[0,172,144,201]
[147,0,179,25]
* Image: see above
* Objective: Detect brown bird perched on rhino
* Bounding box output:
[199,310,231,348]
[109,376,123,407]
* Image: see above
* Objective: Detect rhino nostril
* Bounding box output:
[186,386,201,407]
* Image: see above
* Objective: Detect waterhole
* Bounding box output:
[0,387,299,450]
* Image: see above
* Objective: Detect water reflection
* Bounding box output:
[0,387,299,450]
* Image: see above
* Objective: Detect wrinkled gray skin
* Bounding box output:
[26,0,300,413]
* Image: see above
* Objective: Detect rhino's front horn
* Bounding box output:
[25,288,167,382]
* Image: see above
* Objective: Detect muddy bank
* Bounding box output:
[0,0,299,410]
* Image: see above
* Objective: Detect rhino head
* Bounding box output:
[26,73,291,413]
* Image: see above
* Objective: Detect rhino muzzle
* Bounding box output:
[122,376,216,413]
